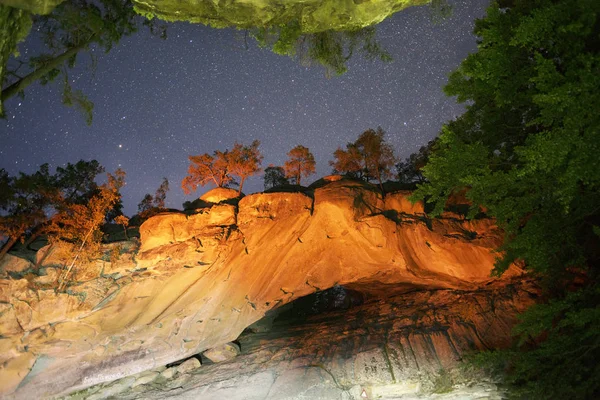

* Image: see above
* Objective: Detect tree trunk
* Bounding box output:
[375,166,385,198]
[24,228,44,249]
[1,40,91,103]
[238,177,246,195]
[0,236,18,261]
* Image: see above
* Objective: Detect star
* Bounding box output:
[1,0,489,215]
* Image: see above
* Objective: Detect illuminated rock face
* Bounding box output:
[63,282,537,399]
[0,181,526,398]
[132,0,429,31]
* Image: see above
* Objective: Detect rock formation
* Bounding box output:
[0,180,530,399]
[132,0,429,31]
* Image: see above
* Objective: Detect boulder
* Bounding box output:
[0,254,33,277]
[203,342,241,363]
[200,188,241,204]
[176,357,201,375]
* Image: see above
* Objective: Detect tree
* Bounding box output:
[0,165,57,259]
[264,165,289,190]
[396,139,437,184]
[228,140,263,194]
[284,145,316,186]
[153,177,169,209]
[137,193,154,216]
[253,24,392,77]
[54,159,104,203]
[181,152,233,195]
[412,0,600,397]
[330,127,396,192]
[114,215,129,240]
[330,144,364,179]
[137,177,170,219]
[354,127,396,190]
[53,168,126,291]
[182,141,262,195]
[0,160,111,258]
[1,0,166,122]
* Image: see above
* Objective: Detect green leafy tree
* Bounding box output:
[253,25,391,77]
[412,0,600,397]
[284,145,316,186]
[263,165,289,189]
[1,0,165,122]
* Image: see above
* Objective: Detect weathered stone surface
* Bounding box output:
[0,253,33,277]
[62,282,531,399]
[203,342,241,363]
[0,181,528,399]
[176,357,201,375]
[131,371,159,388]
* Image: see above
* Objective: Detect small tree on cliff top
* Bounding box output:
[182,141,262,195]
[330,127,396,192]
[264,165,289,190]
[228,140,263,194]
[284,145,316,186]
[181,152,233,194]
[137,177,170,219]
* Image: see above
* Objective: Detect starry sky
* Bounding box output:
[0,0,490,216]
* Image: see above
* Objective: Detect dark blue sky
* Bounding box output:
[0,0,490,215]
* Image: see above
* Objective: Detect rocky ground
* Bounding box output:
[62,282,536,399]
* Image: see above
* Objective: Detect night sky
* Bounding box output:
[0,0,490,216]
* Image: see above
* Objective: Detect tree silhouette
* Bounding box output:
[137,177,169,219]
[284,145,316,186]
[0,160,114,259]
[0,165,57,259]
[114,215,129,240]
[264,165,289,190]
[396,138,437,184]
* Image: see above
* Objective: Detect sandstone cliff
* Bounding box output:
[0,180,528,398]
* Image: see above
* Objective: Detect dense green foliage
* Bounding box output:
[253,24,391,76]
[412,0,600,397]
[0,4,31,115]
